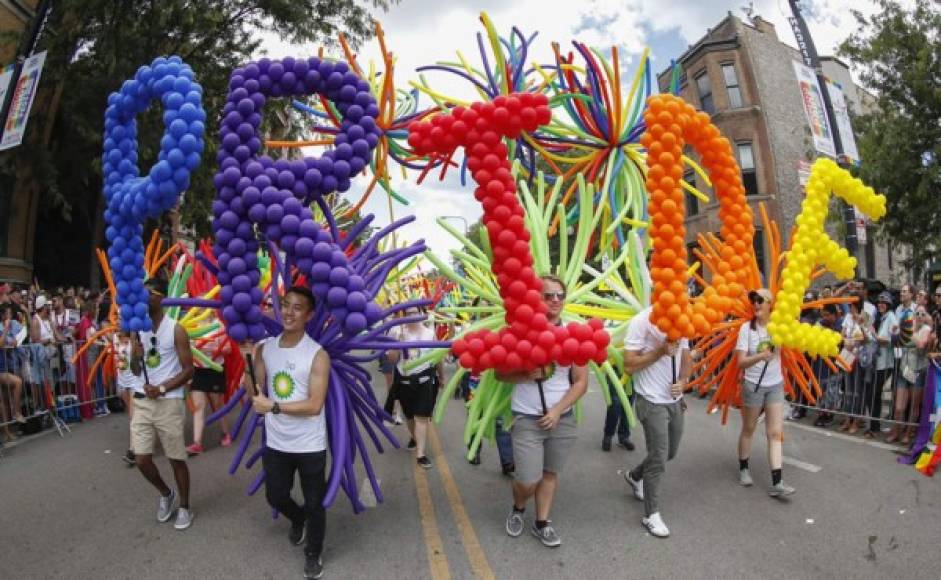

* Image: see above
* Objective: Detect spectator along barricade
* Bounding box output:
[0,338,120,444]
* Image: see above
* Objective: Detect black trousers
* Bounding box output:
[262,448,327,557]
[866,368,891,433]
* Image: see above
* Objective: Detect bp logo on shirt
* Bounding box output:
[272,371,295,400]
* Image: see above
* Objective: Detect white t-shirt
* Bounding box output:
[261,334,327,453]
[735,322,783,386]
[625,307,689,404]
[138,316,184,399]
[511,363,573,416]
[113,335,145,391]
[392,323,435,376]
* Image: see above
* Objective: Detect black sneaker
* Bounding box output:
[617,438,636,451]
[123,449,136,467]
[417,456,432,469]
[304,553,323,579]
[289,521,307,546]
[407,438,416,451]
[601,436,612,452]
[501,462,515,477]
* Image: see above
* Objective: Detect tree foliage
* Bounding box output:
[1,0,394,285]
[839,0,941,277]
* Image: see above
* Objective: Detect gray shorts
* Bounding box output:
[741,380,784,408]
[511,413,577,484]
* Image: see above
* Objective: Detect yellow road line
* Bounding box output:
[428,426,496,580]
[413,460,451,580]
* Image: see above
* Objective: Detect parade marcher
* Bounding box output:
[622,305,690,538]
[186,326,233,455]
[114,330,144,466]
[245,286,329,579]
[735,289,796,497]
[132,277,195,530]
[500,275,588,548]
[386,307,444,469]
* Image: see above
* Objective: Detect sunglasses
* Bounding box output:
[542,292,565,301]
[149,336,158,358]
[750,295,766,305]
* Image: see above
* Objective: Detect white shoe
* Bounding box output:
[623,470,644,501]
[394,414,404,425]
[174,507,194,530]
[156,489,177,523]
[642,512,670,538]
[739,469,754,487]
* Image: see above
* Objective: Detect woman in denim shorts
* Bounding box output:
[734,289,794,497]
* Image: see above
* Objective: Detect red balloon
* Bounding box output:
[516,340,533,358]
[483,332,500,348]
[531,346,548,366]
[469,338,485,357]
[516,304,534,322]
[459,352,476,369]
[491,345,507,365]
[505,352,523,370]
[500,333,518,351]
[537,330,555,349]
[452,340,468,357]
[578,341,598,361]
[588,318,604,331]
[593,330,611,349]
[562,338,579,358]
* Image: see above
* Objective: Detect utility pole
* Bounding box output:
[0,0,54,144]
[786,0,859,258]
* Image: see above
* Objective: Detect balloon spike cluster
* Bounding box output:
[212,57,383,341]
[642,94,753,341]
[103,56,206,331]
[408,93,609,373]
[769,158,887,356]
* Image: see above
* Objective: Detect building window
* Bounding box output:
[737,142,758,195]
[695,71,714,114]
[753,228,766,281]
[683,170,698,216]
[721,63,743,108]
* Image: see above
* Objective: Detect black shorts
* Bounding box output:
[191,367,226,394]
[395,368,439,418]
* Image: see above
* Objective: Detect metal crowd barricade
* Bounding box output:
[0,339,120,443]
[789,352,921,438]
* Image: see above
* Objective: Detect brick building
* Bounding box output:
[0,0,41,283]
[657,13,906,288]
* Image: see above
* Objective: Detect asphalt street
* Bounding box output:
[1,364,939,579]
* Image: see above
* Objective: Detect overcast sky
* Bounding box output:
[259,0,889,258]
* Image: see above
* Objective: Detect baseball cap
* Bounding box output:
[876,291,893,305]
[35,295,49,310]
[748,288,773,303]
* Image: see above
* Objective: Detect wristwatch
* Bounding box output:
[272,402,281,415]
[158,385,166,396]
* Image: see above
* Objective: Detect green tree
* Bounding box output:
[0,0,394,286]
[839,0,941,279]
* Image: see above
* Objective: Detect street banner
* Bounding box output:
[791,60,835,159]
[0,50,47,151]
[0,63,14,111]
[824,79,860,164]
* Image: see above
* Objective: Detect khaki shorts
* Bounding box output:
[131,397,187,460]
[741,380,784,408]
[511,413,577,484]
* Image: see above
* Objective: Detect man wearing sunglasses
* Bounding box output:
[499,275,588,548]
[622,305,692,538]
[131,277,195,531]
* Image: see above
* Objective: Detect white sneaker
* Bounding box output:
[739,469,754,487]
[623,470,644,501]
[394,414,404,425]
[642,512,670,538]
[174,507,194,530]
[156,489,177,523]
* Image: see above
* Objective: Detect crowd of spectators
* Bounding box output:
[795,280,940,445]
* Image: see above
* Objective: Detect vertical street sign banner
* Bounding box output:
[0,64,15,110]
[824,79,860,164]
[0,50,47,151]
[854,208,868,245]
[791,60,836,159]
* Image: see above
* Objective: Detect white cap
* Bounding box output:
[35,295,48,310]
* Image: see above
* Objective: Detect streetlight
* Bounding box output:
[440,215,469,234]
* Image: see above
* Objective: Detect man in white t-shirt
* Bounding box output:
[132,277,194,531]
[622,306,691,538]
[246,286,329,580]
[498,275,588,549]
